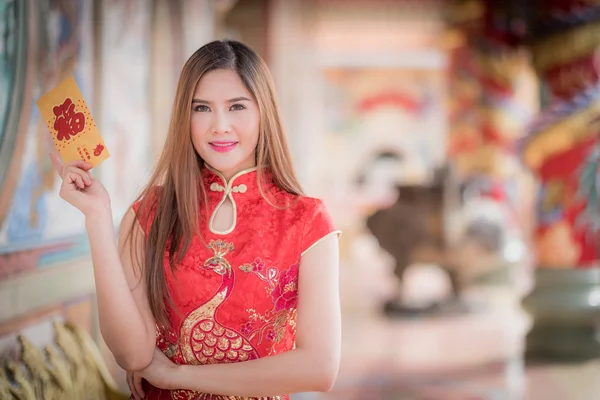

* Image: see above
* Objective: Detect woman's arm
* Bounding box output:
[87,208,156,371]
[171,234,341,396]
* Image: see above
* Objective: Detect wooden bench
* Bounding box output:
[0,321,128,400]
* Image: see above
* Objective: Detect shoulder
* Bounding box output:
[293,196,341,256]
[271,192,333,223]
[263,190,340,255]
[293,195,331,219]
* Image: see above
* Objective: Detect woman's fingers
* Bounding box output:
[66,172,84,190]
[49,153,93,179]
[127,372,132,396]
[126,371,145,400]
[133,372,145,399]
[63,165,92,190]
[49,153,63,177]
[127,372,141,400]
[126,372,132,396]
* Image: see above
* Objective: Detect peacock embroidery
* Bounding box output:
[172,240,262,400]
[178,240,259,365]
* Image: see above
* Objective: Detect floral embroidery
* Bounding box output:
[239,257,278,285]
[271,264,298,311]
[239,258,265,273]
[239,259,299,353]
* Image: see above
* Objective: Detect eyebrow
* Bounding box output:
[192,97,251,104]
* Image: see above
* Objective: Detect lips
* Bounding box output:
[209,141,238,153]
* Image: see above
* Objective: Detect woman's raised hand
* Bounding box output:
[49,153,111,217]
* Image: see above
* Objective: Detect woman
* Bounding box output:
[50,40,341,399]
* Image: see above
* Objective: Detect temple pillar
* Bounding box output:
[446,1,536,289]
[521,1,600,362]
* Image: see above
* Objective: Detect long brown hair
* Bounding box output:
[126,40,303,328]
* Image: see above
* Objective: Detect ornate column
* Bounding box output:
[446,1,536,286]
[521,1,600,362]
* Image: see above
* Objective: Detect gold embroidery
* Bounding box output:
[289,309,298,330]
[171,391,284,400]
[194,331,206,341]
[200,320,214,331]
[205,334,218,347]
[213,325,224,336]
[217,337,228,350]
[203,347,215,357]
[225,330,237,339]
[231,337,242,349]
[239,264,252,272]
[283,282,296,293]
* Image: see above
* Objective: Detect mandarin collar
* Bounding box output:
[202,165,263,235]
[203,165,259,198]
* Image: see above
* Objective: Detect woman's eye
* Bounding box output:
[230,104,246,111]
[194,105,210,112]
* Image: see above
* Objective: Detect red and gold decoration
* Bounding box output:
[518,0,600,362]
[522,93,600,268]
[524,0,600,269]
[446,0,536,233]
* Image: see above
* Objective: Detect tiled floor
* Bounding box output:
[294,251,600,400]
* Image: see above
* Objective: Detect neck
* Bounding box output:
[205,164,259,185]
[207,163,257,181]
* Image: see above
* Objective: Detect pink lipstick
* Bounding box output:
[209,141,237,153]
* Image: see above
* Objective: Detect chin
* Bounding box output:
[204,156,251,176]
[198,144,256,175]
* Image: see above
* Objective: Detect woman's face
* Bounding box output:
[191,69,260,180]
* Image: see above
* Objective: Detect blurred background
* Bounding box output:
[1,0,600,399]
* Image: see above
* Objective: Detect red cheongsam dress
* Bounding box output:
[132,166,341,400]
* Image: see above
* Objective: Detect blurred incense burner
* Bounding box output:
[365,164,517,317]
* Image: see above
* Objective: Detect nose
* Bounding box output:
[212,109,232,134]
